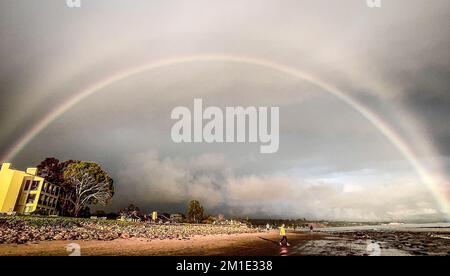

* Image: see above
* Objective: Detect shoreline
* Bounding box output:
[1,218,450,256]
[0,231,337,256]
[0,231,312,256]
[1,229,449,256]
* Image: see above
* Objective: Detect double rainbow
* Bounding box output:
[1,55,448,218]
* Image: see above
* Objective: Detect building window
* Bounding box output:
[26,194,36,204]
[30,180,40,191]
[24,180,31,190]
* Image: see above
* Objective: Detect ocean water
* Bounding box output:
[313,222,450,233]
[289,223,450,255]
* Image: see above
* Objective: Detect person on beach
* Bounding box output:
[279,224,290,246]
[309,225,314,233]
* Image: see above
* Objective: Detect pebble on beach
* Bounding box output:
[0,217,260,245]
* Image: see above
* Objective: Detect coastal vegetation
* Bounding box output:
[36,158,114,217]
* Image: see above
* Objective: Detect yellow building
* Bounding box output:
[0,163,60,215]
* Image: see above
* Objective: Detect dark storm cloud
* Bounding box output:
[401,65,450,157]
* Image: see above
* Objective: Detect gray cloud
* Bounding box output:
[115,151,444,221]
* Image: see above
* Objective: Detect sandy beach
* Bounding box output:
[1,229,449,256]
[1,217,450,256]
[0,231,317,256]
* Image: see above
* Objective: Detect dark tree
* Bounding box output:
[78,206,91,218]
[187,200,204,223]
[36,158,64,184]
[36,158,113,217]
[36,158,75,216]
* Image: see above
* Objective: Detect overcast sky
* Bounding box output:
[1,0,449,221]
